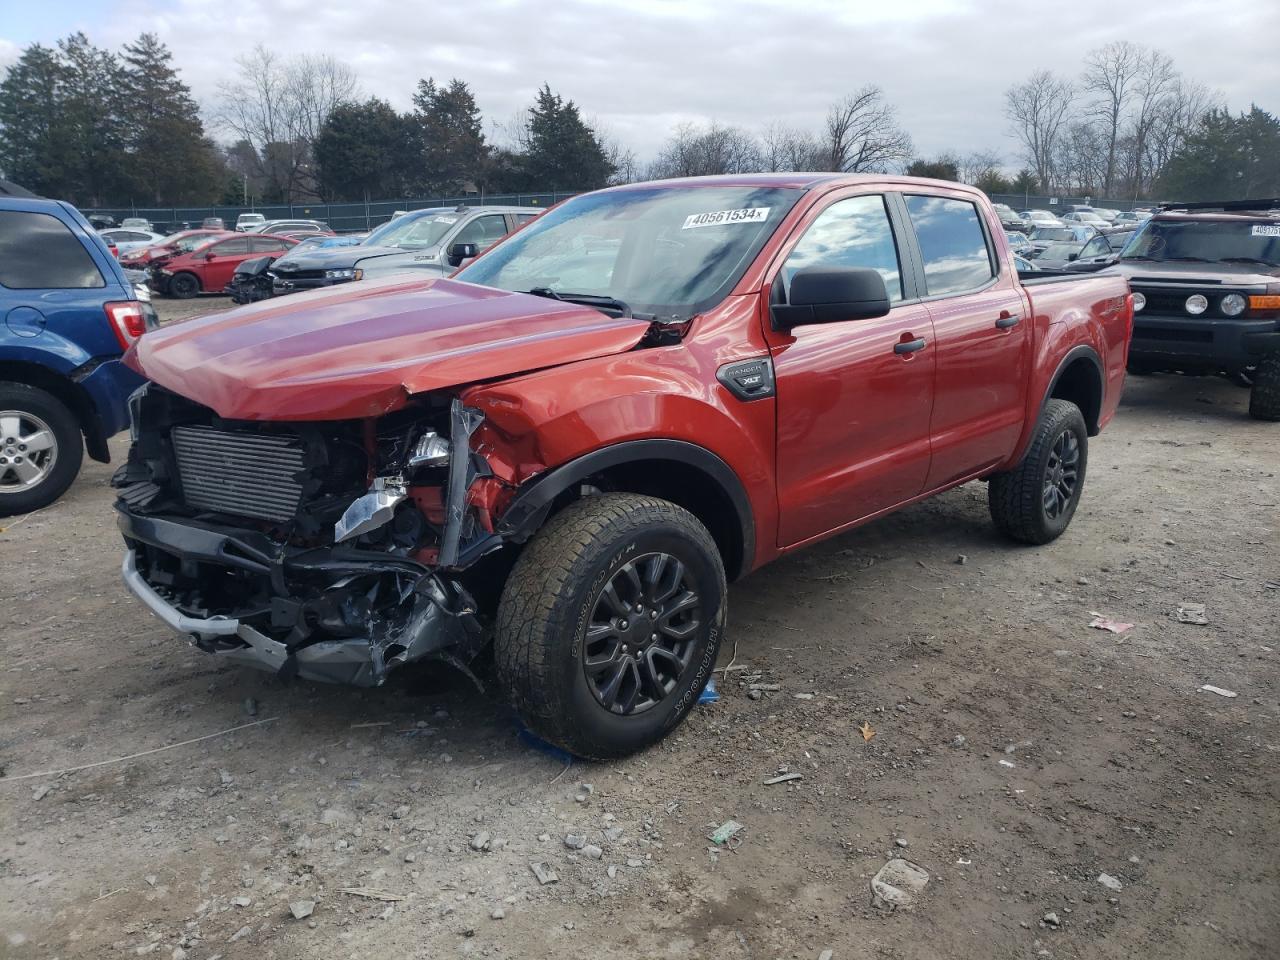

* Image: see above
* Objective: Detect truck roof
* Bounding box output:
[599,172,987,195]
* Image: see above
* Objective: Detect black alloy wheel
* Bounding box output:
[583,552,702,715]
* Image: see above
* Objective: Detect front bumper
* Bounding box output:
[1130,313,1280,368]
[271,275,354,295]
[118,507,483,687]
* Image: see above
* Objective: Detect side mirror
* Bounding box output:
[203,251,216,261]
[771,267,891,329]
[447,242,478,267]
[1067,252,1079,261]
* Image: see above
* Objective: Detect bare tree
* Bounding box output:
[649,122,762,178]
[760,122,825,171]
[820,86,912,172]
[1146,78,1219,184]
[959,150,1004,186]
[1124,48,1177,196]
[216,44,358,201]
[1005,70,1074,190]
[1083,41,1145,195]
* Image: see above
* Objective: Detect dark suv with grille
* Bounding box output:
[1107,199,1280,420]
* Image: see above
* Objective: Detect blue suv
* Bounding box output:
[0,197,154,515]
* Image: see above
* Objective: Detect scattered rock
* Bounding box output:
[469,832,491,852]
[529,862,558,885]
[243,697,258,717]
[1175,602,1208,625]
[1097,873,1123,891]
[819,951,834,960]
[490,907,505,920]
[319,808,347,826]
[230,896,251,908]
[894,838,908,848]
[955,554,968,565]
[951,735,967,747]
[218,770,233,786]
[393,805,410,820]
[603,826,624,843]
[1043,912,1061,927]
[871,859,930,910]
[564,834,586,850]
[607,865,618,879]
[289,900,315,920]
[582,844,604,860]
[31,784,51,801]
[228,925,253,943]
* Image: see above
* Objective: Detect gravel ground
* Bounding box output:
[1,316,1277,959]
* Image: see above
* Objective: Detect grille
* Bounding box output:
[272,267,326,280]
[170,424,306,522]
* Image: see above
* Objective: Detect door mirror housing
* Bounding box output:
[447,242,478,267]
[771,267,891,329]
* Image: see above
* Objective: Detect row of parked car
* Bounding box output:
[105,205,542,302]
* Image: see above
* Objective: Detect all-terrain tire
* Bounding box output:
[0,382,84,517]
[168,271,200,299]
[494,494,726,759]
[1248,354,1280,421]
[988,398,1089,545]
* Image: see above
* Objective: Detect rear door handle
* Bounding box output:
[894,337,927,355]
[995,313,1021,329]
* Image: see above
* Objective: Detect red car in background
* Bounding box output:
[120,229,231,270]
[150,233,299,298]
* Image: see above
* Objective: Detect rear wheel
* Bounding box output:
[0,383,83,517]
[494,494,726,759]
[988,398,1088,545]
[1249,354,1280,421]
[168,271,200,299]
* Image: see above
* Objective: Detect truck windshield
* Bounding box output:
[456,185,804,320]
[1120,219,1280,266]
[365,213,460,250]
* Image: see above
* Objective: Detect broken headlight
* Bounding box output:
[408,429,450,469]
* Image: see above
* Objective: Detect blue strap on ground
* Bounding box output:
[514,676,720,761]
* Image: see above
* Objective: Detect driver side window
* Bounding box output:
[782,195,903,302]
[455,214,508,251]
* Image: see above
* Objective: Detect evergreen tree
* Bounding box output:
[1158,106,1280,201]
[411,78,488,195]
[315,98,413,200]
[0,44,73,196]
[56,32,129,205]
[521,84,614,190]
[905,156,960,181]
[120,33,223,205]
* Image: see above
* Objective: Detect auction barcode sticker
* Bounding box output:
[1251,224,1280,237]
[682,207,770,229]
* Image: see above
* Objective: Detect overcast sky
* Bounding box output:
[3,0,1278,166]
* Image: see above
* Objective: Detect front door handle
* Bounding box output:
[894,337,927,355]
[995,313,1021,329]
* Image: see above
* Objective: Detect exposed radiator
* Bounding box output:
[170,424,306,523]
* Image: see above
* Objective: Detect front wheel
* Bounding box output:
[1249,354,1280,421]
[988,398,1089,545]
[0,383,84,517]
[494,494,726,759]
[168,272,200,299]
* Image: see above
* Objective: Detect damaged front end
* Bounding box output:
[113,385,503,686]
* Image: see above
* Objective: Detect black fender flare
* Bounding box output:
[496,439,756,580]
[1042,344,1104,434]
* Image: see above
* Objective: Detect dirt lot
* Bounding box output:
[2,299,1277,959]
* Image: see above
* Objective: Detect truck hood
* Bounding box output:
[126,276,652,421]
[1105,260,1280,284]
[270,245,407,272]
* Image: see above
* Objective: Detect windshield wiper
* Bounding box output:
[525,288,655,320]
[1219,256,1277,266]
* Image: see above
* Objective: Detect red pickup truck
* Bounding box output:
[115,174,1132,758]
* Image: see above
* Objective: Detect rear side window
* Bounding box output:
[0,210,106,289]
[904,196,994,296]
[250,237,289,253]
[212,237,252,255]
[782,194,904,302]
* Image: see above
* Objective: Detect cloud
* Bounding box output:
[5,0,1279,166]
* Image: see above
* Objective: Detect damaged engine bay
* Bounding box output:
[113,384,510,686]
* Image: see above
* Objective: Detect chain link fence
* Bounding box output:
[85,188,1154,234]
[85,192,582,234]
